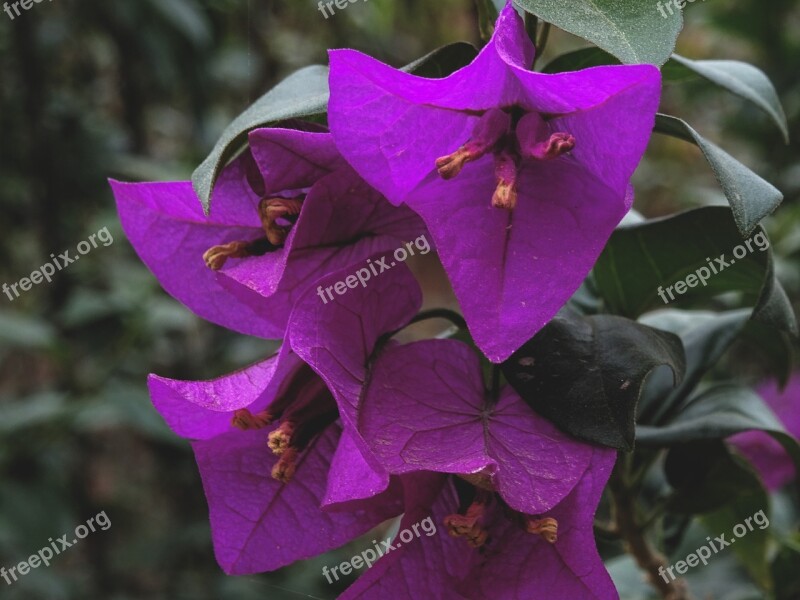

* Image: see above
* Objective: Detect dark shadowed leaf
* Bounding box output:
[400,42,478,78]
[772,538,800,600]
[594,206,797,335]
[665,439,763,515]
[542,47,620,73]
[637,384,800,477]
[502,311,685,450]
[654,115,784,235]
[514,0,682,65]
[671,55,789,142]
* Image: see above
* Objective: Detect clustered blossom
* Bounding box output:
[111,2,669,599]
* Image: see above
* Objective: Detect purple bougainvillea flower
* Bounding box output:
[344,338,618,598]
[147,263,422,574]
[729,374,800,490]
[328,2,661,362]
[341,462,616,599]
[111,127,423,340]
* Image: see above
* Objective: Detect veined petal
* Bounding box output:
[406,157,625,362]
[247,128,346,193]
[288,262,423,472]
[192,425,396,575]
[361,339,594,514]
[147,347,298,440]
[111,174,284,338]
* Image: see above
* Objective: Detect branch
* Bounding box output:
[608,463,692,600]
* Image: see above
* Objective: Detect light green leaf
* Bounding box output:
[514,0,682,65]
[672,55,789,143]
[655,114,783,236]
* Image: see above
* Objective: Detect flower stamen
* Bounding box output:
[516,112,575,161]
[267,421,296,455]
[231,409,273,431]
[259,197,304,246]
[524,516,558,543]
[436,108,511,180]
[492,149,520,210]
[203,241,250,270]
[271,447,299,483]
[444,490,492,548]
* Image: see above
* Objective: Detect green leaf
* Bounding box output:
[400,42,478,78]
[700,481,772,589]
[192,65,330,212]
[594,206,797,335]
[638,309,750,425]
[637,384,800,477]
[502,311,685,450]
[513,0,682,66]
[541,47,620,73]
[772,536,800,600]
[192,43,479,211]
[0,311,56,350]
[665,439,764,515]
[671,55,789,143]
[738,320,794,387]
[474,0,499,41]
[654,114,784,236]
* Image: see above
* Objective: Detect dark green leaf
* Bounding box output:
[772,536,800,600]
[671,55,789,143]
[193,43,479,211]
[400,42,478,78]
[594,206,797,334]
[665,440,763,515]
[737,320,794,387]
[541,47,620,73]
[474,0,499,42]
[637,384,800,478]
[514,0,682,66]
[654,115,784,236]
[192,65,330,212]
[700,481,772,589]
[638,309,750,425]
[502,311,685,450]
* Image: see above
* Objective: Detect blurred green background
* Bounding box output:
[0,0,797,598]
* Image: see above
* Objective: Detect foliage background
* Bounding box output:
[0,0,797,598]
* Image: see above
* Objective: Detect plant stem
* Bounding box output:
[534,23,551,65]
[609,463,692,600]
[409,308,468,331]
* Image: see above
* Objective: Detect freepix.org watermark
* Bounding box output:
[317,0,369,19]
[316,234,431,304]
[322,516,437,584]
[2,226,113,302]
[1,511,111,586]
[657,231,769,305]
[3,0,54,21]
[656,0,706,19]
[659,509,769,583]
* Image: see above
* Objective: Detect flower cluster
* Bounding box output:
[112,3,664,598]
